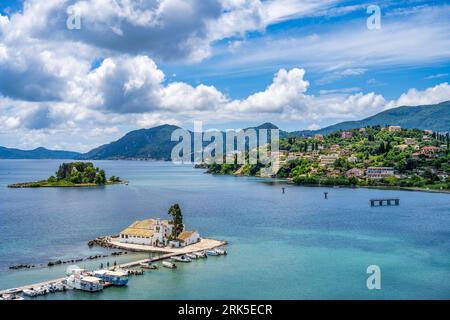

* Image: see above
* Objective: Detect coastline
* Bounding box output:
[7,181,127,188]
[208,172,450,194]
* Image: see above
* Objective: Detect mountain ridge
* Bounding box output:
[1,101,449,159]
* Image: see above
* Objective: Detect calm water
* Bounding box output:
[0,159,449,299]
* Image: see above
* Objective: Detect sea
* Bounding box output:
[0,159,449,299]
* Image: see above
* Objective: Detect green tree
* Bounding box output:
[168,204,184,239]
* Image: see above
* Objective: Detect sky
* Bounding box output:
[0,0,449,152]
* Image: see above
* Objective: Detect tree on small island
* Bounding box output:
[168,203,184,239]
[8,162,124,188]
[54,162,111,185]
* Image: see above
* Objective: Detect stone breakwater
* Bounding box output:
[9,237,128,271]
[87,236,123,249]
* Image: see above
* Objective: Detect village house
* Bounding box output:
[314,134,324,140]
[424,129,433,135]
[341,131,353,139]
[395,144,409,151]
[437,172,449,181]
[329,144,340,152]
[170,231,200,248]
[347,156,358,163]
[404,138,416,145]
[346,168,365,178]
[319,154,339,166]
[366,167,395,179]
[388,126,401,132]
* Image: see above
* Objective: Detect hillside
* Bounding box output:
[0,147,81,159]
[297,100,450,136]
[81,124,182,160]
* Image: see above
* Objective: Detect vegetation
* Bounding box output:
[168,203,184,239]
[8,162,124,188]
[205,126,450,191]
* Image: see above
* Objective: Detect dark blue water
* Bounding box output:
[0,159,449,299]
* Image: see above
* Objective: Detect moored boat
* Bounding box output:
[215,248,227,255]
[186,253,197,259]
[93,269,129,286]
[194,251,207,258]
[22,288,37,297]
[140,262,158,270]
[206,249,219,256]
[171,255,191,263]
[162,261,177,269]
[66,274,104,292]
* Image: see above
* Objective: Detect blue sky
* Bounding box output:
[0,0,450,151]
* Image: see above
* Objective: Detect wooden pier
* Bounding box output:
[370,198,400,206]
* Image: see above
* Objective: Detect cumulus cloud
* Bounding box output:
[385,82,450,108]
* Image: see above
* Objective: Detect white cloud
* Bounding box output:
[386,82,450,108]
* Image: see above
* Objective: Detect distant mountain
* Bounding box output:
[3,101,449,160]
[81,124,182,160]
[0,146,81,159]
[292,100,450,136]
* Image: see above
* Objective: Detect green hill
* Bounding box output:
[298,100,450,136]
[81,124,183,160]
[0,146,81,159]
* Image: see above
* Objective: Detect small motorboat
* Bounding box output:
[35,286,48,295]
[1,293,24,300]
[162,261,177,269]
[22,288,37,297]
[55,282,66,292]
[215,248,227,255]
[5,288,21,294]
[206,249,219,256]
[186,253,197,260]
[194,251,207,258]
[140,262,158,270]
[46,283,58,293]
[171,255,191,263]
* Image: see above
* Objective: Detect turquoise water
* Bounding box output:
[0,159,449,299]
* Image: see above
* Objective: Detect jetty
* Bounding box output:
[0,238,227,295]
[370,198,400,206]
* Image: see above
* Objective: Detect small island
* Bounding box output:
[8,162,125,188]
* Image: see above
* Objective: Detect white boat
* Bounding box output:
[215,248,227,255]
[1,293,24,300]
[55,282,66,292]
[206,249,219,256]
[5,288,21,294]
[162,261,177,269]
[194,251,207,258]
[140,262,158,270]
[186,253,197,259]
[66,274,104,292]
[22,288,38,297]
[171,255,191,263]
[33,286,48,295]
[94,269,129,286]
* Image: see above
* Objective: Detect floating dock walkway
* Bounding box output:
[370,198,400,206]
